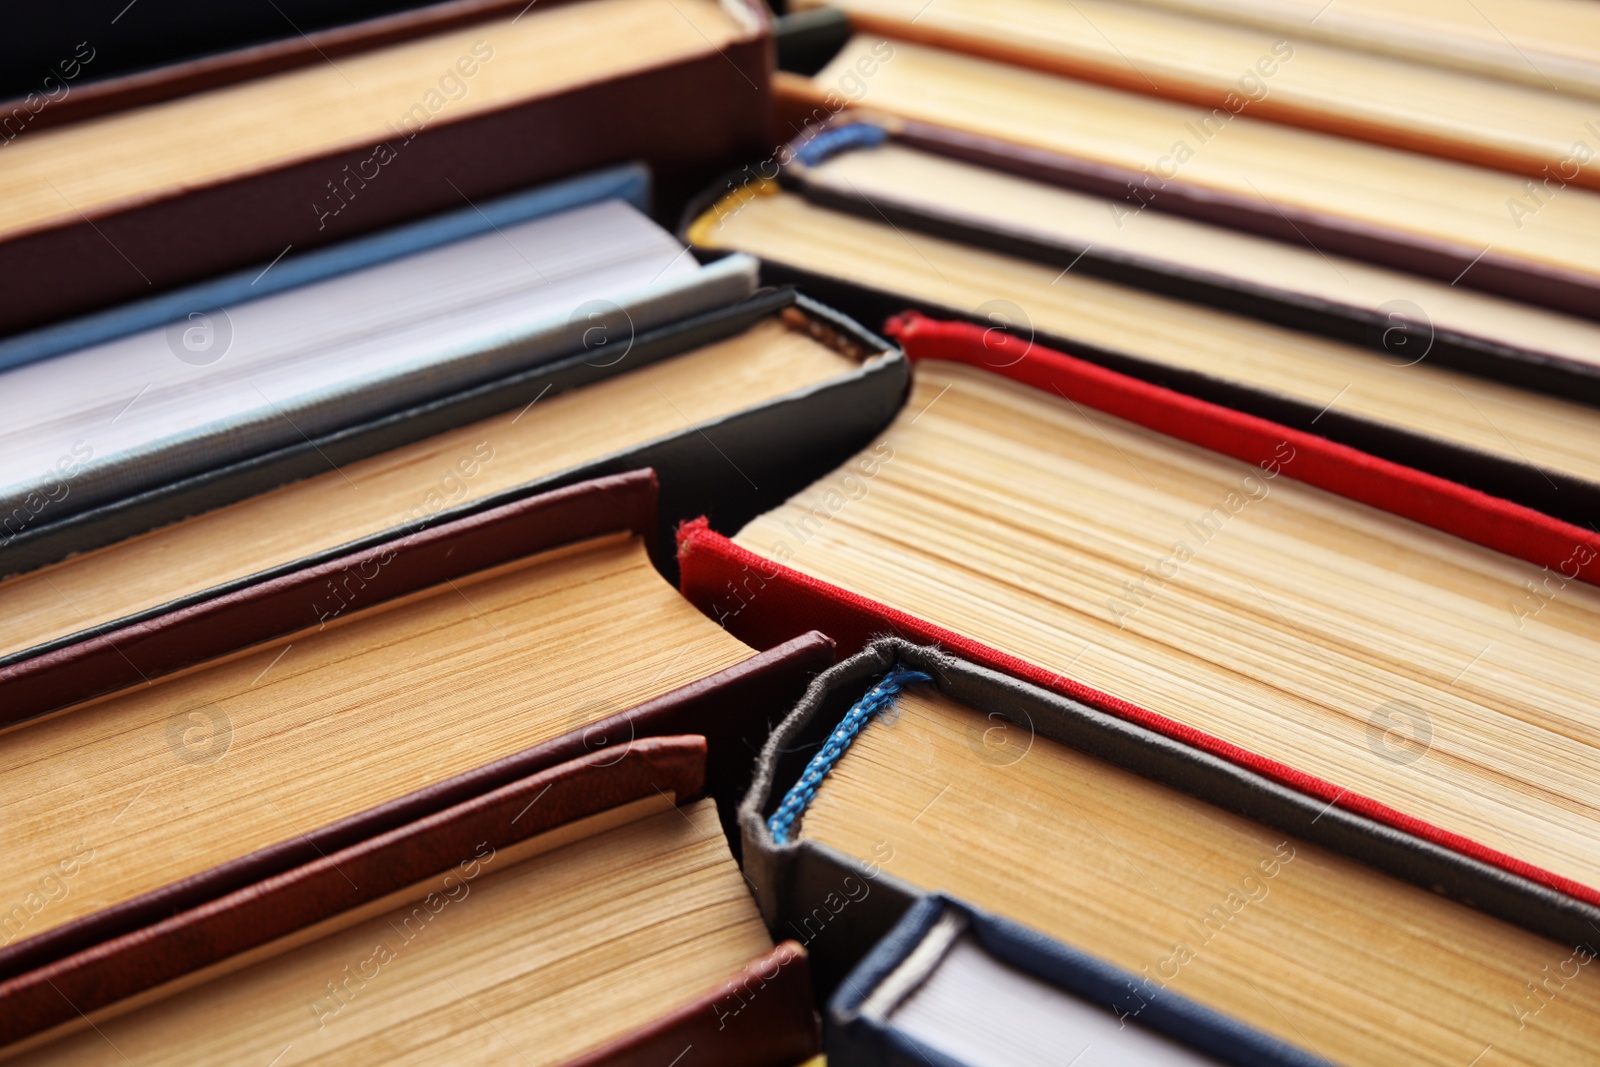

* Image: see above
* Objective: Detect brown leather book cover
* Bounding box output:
[0,0,773,337]
[0,736,712,1050]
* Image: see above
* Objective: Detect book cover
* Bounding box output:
[0,289,909,584]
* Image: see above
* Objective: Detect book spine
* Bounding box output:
[0,284,849,583]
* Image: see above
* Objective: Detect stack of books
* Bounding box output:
[2,1,1597,1064]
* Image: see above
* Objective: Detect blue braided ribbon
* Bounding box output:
[767,665,932,844]
[793,121,890,167]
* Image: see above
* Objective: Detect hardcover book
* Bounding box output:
[0,478,836,993]
[0,472,780,965]
[0,179,755,534]
[789,0,1600,182]
[739,640,1600,1065]
[829,893,1320,1067]
[9,5,1596,1060]
[1129,0,1600,98]
[0,162,652,372]
[763,119,1600,407]
[3,1,455,104]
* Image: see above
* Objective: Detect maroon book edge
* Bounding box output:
[563,940,819,1067]
[0,736,710,1050]
[0,468,659,729]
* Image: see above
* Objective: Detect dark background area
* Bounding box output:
[3,0,824,100]
[5,1,447,98]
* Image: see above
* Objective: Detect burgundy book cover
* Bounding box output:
[0,468,836,990]
[0,471,838,971]
[674,314,1600,916]
[769,76,1600,323]
[566,940,818,1067]
[0,0,773,337]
